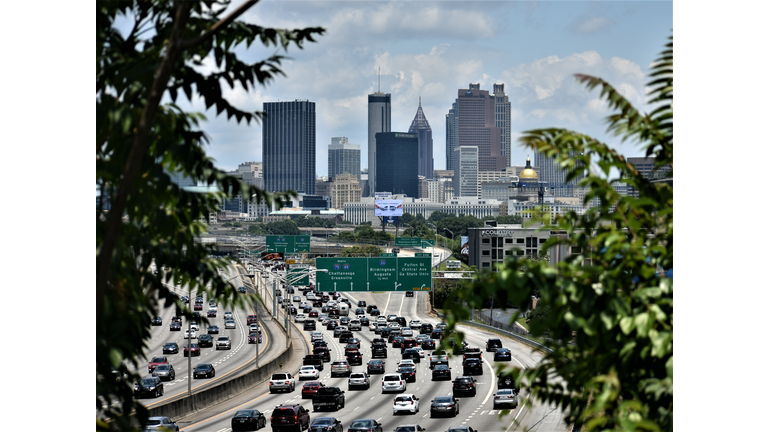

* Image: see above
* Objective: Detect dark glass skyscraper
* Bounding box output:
[375,132,418,197]
[262,100,316,194]
[367,92,391,196]
[408,98,433,179]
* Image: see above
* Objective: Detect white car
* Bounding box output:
[311,332,324,342]
[225,320,236,329]
[493,389,519,409]
[298,366,320,380]
[189,322,199,331]
[387,314,398,322]
[306,293,315,300]
[293,295,301,303]
[370,323,379,331]
[224,311,234,320]
[401,327,413,337]
[296,314,306,323]
[328,301,337,308]
[398,359,416,369]
[382,373,407,393]
[389,323,401,330]
[377,317,388,324]
[249,323,261,333]
[409,319,421,328]
[413,347,425,358]
[393,394,420,414]
[184,329,197,339]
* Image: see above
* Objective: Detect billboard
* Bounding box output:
[374,192,393,199]
[460,236,469,255]
[374,199,403,217]
[261,252,285,261]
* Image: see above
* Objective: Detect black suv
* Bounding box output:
[394,317,406,327]
[347,352,363,366]
[486,338,502,352]
[304,320,317,331]
[462,358,483,375]
[198,334,214,347]
[134,376,164,398]
[452,376,477,396]
[312,386,346,411]
[497,371,518,391]
[271,405,310,432]
[371,343,388,358]
[339,331,353,343]
[420,323,434,334]
[358,300,367,307]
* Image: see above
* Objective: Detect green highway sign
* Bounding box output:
[421,239,435,248]
[380,253,398,257]
[315,257,432,292]
[395,237,422,248]
[287,268,310,286]
[266,235,311,253]
[415,253,432,257]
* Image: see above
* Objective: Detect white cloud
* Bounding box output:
[569,16,615,34]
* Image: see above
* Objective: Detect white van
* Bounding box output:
[338,304,349,316]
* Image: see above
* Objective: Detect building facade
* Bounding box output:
[331,174,362,210]
[492,84,512,168]
[467,225,573,271]
[457,84,506,172]
[367,92,391,196]
[375,132,419,197]
[328,137,361,179]
[626,157,672,197]
[534,149,583,197]
[445,100,459,175]
[262,100,316,194]
[408,98,434,179]
[455,145,479,197]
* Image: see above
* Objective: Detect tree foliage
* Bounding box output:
[340,245,384,257]
[96,2,323,430]
[442,36,673,431]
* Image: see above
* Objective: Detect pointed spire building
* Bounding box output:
[408,98,434,179]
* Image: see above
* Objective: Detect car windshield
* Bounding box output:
[141,378,156,385]
[304,382,320,387]
[395,427,416,432]
[350,373,365,378]
[435,396,452,402]
[156,365,170,371]
[151,357,165,363]
[301,367,314,371]
[313,418,333,425]
[235,410,255,416]
[497,389,514,395]
[351,421,373,428]
[435,365,449,370]
[395,396,412,402]
[147,419,162,426]
[384,375,401,381]
[316,388,338,395]
[196,364,211,370]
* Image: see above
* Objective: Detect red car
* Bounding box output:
[148,355,169,372]
[301,381,324,399]
[184,343,201,357]
[247,315,259,325]
[194,303,203,311]
[248,333,262,344]
[308,310,318,318]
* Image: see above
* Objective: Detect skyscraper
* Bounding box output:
[534,149,584,197]
[455,145,479,197]
[445,100,459,175]
[262,100,316,194]
[408,98,434,179]
[492,84,512,168]
[375,132,418,197]
[456,84,505,172]
[368,90,391,196]
[328,137,361,179]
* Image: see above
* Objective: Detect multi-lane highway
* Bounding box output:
[159,264,568,432]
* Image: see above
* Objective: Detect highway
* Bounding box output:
[161,263,569,432]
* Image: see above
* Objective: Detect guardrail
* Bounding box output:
[433,311,553,354]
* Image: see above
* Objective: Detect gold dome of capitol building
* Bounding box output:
[519,155,538,179]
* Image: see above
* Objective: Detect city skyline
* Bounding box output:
[121,1,673,177]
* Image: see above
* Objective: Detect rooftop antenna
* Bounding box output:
[378,66,380,93]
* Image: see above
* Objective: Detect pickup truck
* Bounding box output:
[312,386,345,411]
[429,351,450,369]
[269,373,296,393]
[303,354,324,371]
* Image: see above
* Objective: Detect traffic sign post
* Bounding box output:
[315,256,432,292]
[395,237,422,248]
[421,239,435,248]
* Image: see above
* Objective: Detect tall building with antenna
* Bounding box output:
[367,67,391,196]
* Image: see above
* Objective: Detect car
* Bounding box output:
[148,356,169,373]
[387,314,397,322]
[494,348,512,361]
[486,338,503,352]
[271,404,310,432]
[299,366,321,380]
[452,376,477,396]
[357,300,367,307]
[331,361,351,377]
[189,322,200,331]
[152,364,176,381]
[207,325,219,334]
[392,394,420,415]
[413,347,425,358]
[224,311,234,320]
[225,320,236,329]
[238,286,248,294]
[310,417,343,432]
[446,427,476,432]
[419,323,433,334]
[294,295,302,302]
[184,329,197,339]
[366,305,378,314]
[216,336,232,350]
[463,347,482,360]
[493,388,519,409]
[369,308,380,316]
[421,339,436,350]
[347,419,384,432]
[391,336,405,348]
[333,326,347,337]
[360,317,370,327]
[432,365,451,381]
[405,291,414,297]
[396,366,416,383]
[408,319,421,328]
[145,416,179,431]
[304,320,317,331]
[151,316,163,326]
[209,299,217,307]
[249,332,263,344]
[296,314,307,323]
[430,329,443,340]
[231,409,266,431]
[381,373,406,393]
[347,372,370,390]
[393,426,424,432]
[207,309,217,317]
[194,303,203,311]
[372,343,388,358]
[402,349,421,363]
[367,359,386,374]
[311,332,324,342]
[169,322,182,331]
[376,316,388,324]
[193,363,215,378]
[401,338,418,351]
[347,352,363,366]
[339,331,353,343]
[462,358,483,375]
[199,334,214,347]
[430,395,460,417]
[309,310,319,318]
[400,327,413,337]
[497,371,518,391]
[162,342,179,354]
[302,381,325,399]
[184,343,201,356]
[312,387,346,411]
[326,320,338,330]
[314,346,331,362]
[134,376,164,398]
[247,315,259,324]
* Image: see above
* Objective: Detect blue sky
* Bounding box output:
[142,1,673,175]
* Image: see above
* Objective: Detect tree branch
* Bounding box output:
[177,0,259,51]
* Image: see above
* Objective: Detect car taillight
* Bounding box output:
[285,381,290,384]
